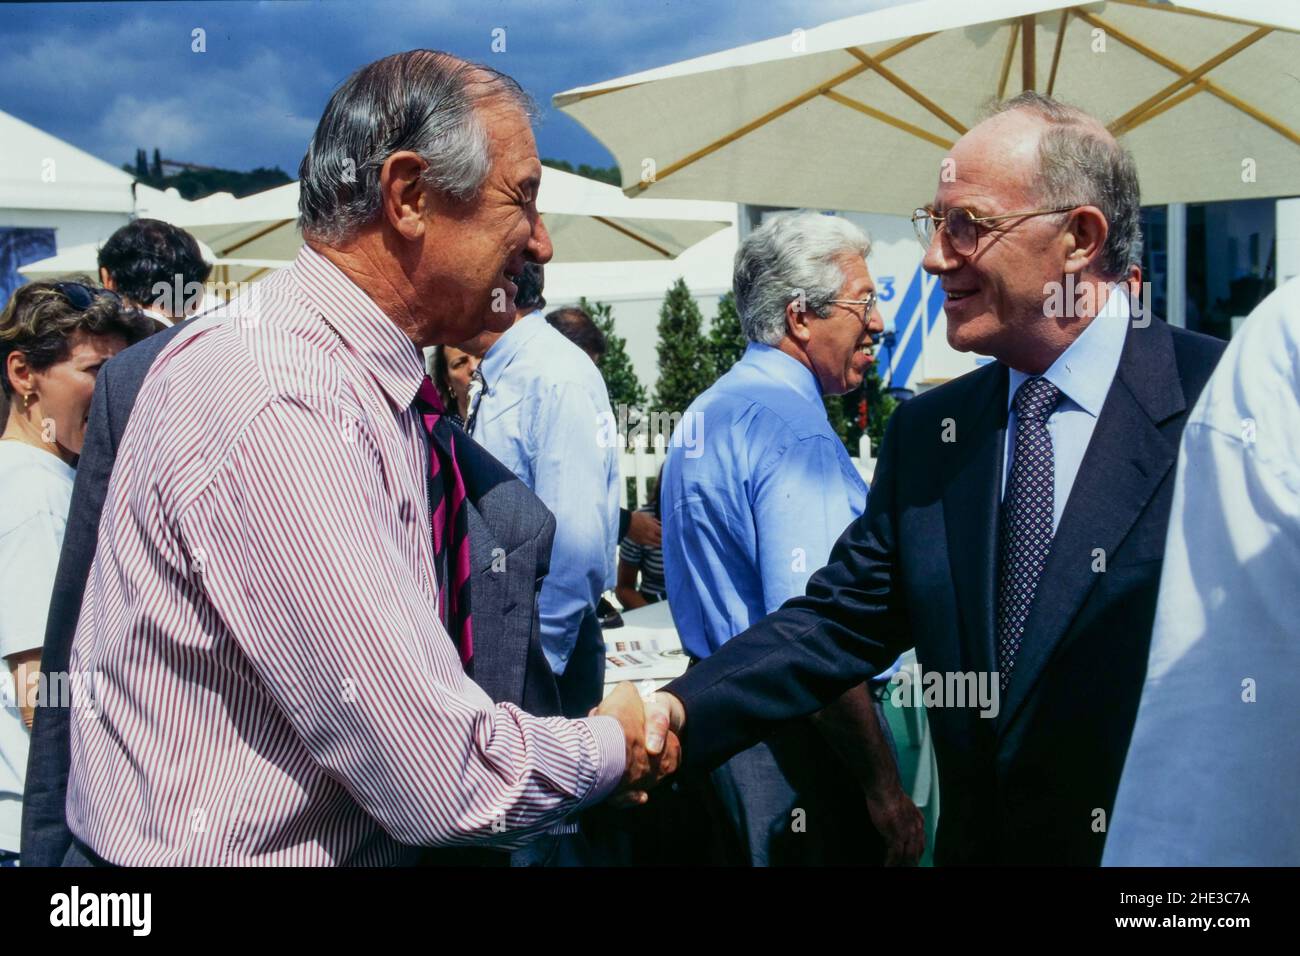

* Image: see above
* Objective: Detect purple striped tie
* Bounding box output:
[414,376,473,668]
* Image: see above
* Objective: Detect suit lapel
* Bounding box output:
[456,436,529,707]
[998,319,1185,735]
[942,363,1008,679]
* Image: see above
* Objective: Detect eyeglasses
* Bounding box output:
[825,292,882,343]
[53,282,121,311]
[911,205,1077,257]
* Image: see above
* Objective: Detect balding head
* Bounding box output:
[983,92,1142,279]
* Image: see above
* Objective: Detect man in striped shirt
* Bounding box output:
[62,51,673,866]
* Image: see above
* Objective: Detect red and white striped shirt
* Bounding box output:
[66,245,625,865]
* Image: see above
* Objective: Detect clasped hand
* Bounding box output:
[591,683,686,807]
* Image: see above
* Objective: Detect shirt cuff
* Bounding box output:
[575,715,626,808]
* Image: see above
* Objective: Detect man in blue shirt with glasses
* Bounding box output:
[660,211,921,866]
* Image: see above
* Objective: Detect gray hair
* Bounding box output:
[733,211,871,345]
[298,50,535,244]
[987,91,1142,280]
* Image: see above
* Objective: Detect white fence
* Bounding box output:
[617,434,877,509]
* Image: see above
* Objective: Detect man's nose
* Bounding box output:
[922,226,961,275]
[530,210,554,265]
[868,306,885,335]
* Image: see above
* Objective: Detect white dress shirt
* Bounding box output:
[1003,285,1130,532]
[1104,277,1300,866]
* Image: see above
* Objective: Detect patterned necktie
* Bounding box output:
[464,367,486,435]
[996,376,1063,693]
[414,376,473,668]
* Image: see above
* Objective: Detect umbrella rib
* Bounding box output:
[1020,15,1036,92]
[217,218,294,258]
[1046,9,1071,96]
[591,216,674,258]
[843,47,967,134]
[997,22,1019,99]
[1106,27,1272,135]
[1076,11,1300,147]
[821,91,954,149]
[628,33,935,195]
[1123,85,1204,131]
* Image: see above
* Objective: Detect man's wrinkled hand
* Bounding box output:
[865,785,926,866]
[591,683,681,808]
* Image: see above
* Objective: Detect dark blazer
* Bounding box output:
[21,320,561,866]
[666,318,1225,865]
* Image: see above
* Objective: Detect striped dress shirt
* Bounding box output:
[66,245,625,866]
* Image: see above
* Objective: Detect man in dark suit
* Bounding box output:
[21,311,564,868]
[645,92,1226,865]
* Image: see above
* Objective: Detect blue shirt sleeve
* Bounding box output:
[528,381,618,674]
[752,431,862,616]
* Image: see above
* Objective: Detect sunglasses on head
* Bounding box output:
[52,281,121,311]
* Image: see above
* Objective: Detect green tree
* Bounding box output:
[706,291,747,378]
[863,360,899,457]
[579,297,646,414]
[652,278,715,417]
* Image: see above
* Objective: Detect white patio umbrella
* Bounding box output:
[555,0,1300,212]
[174,167,733,267]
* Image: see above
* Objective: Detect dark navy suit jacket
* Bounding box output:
[21,319,561,866]
[667,317,1225,865]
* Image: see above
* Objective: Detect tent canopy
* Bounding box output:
[0,108,137,214]
[555,0,1300,213]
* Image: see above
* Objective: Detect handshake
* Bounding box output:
[591,683,687,807]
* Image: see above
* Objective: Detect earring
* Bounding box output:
[23,393,35,411]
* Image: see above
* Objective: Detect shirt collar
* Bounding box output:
[1007,283,1130,419]
[740,342,823,407]
[479,310,547,389]
[289,244,426,411]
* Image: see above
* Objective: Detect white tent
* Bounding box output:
[0,108,135,253]
[0,109,135,214]
[555,0,1300,212]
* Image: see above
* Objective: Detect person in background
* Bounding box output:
[658,211,920,866]
[0,281,152,865]
[97,219,212,327]
[615,467,666,610]
[545,306,661,551]
[429,344,479,429]
[460,265,621,720]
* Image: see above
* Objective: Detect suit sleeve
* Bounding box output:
[665,405,914,772]
[20,362,119,865]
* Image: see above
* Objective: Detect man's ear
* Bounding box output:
[785,299,812,345]
[99,267,115,290]
[1064,205,1109,276]
[379,151,431,241]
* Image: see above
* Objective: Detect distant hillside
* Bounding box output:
[541,158,620,186]
[122,147,291,200]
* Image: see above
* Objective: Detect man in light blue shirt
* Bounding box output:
[661,211,922,865]
[461,266,621,718]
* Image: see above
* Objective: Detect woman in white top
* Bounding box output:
[0,279,153,863]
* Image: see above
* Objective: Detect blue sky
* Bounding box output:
[0,0,904,176]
